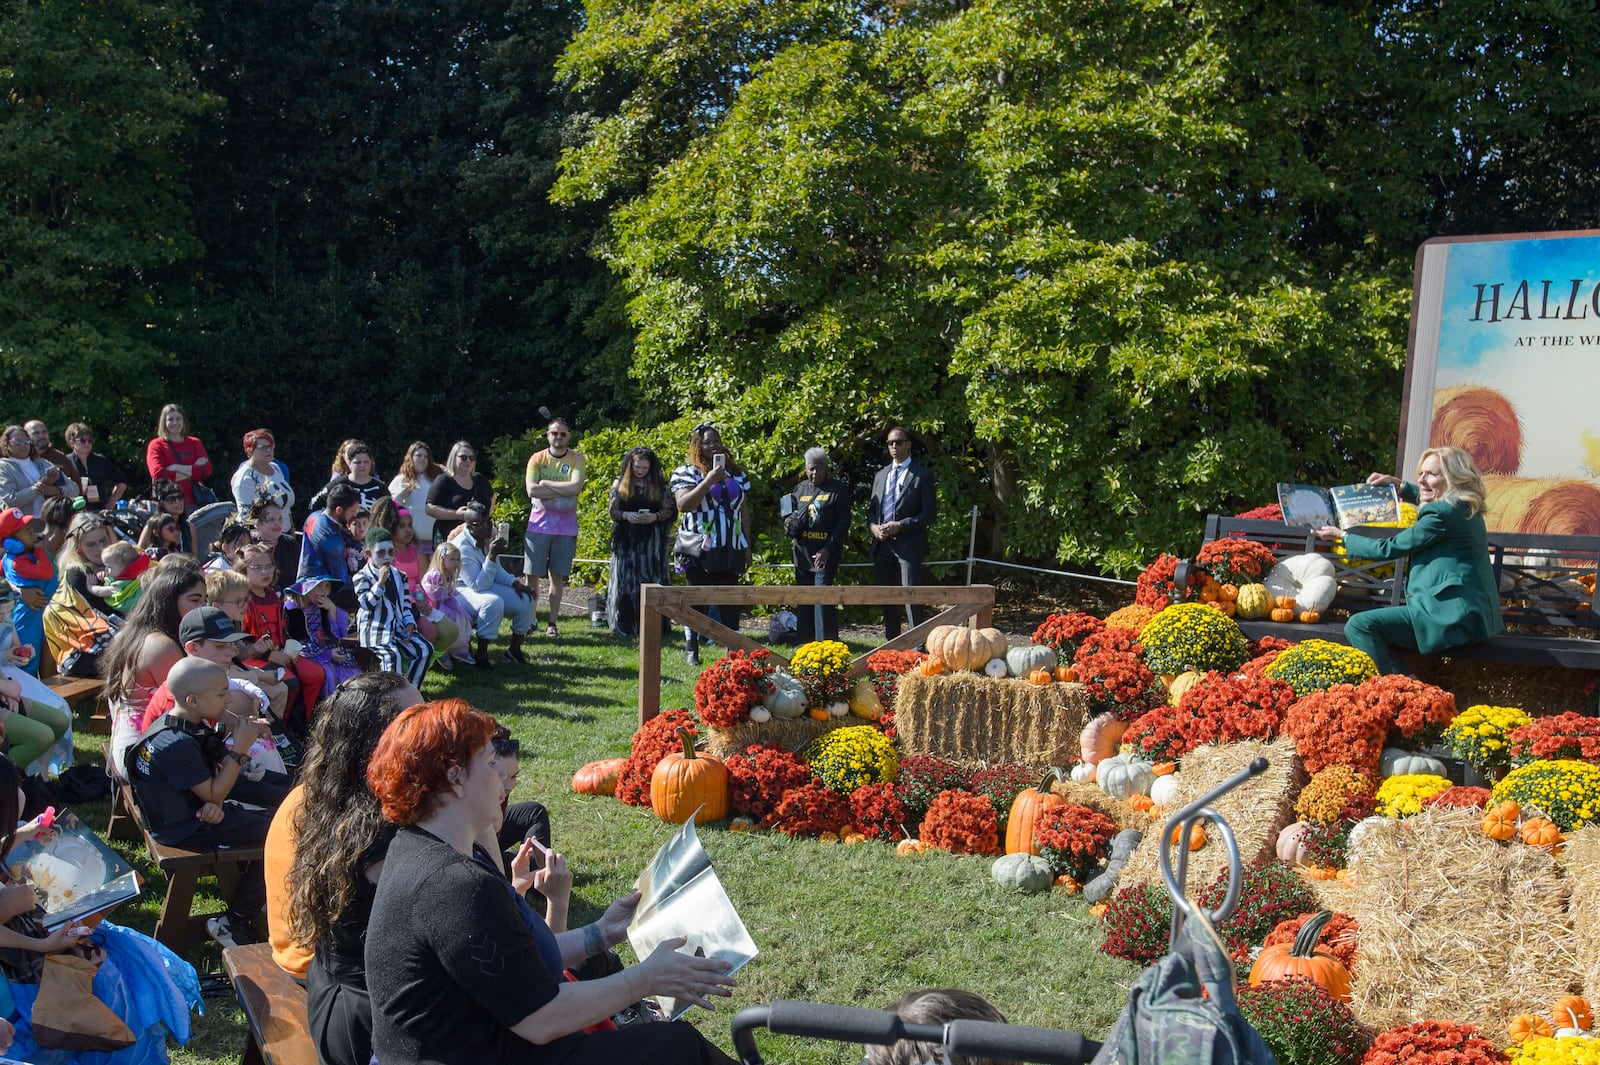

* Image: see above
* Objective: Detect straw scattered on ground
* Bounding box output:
[1557,826,1600,1002]
[894,673,1087,769]
[1346,805,1583,1039]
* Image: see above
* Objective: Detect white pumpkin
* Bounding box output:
[1005,644,1057,678]
[1265,553,1339,614]
[1070,762,1098,785]
[1097,754,1155,800]
[826,701,850,718]
[762,672,808,719]
[1149,774,1182,807]
[747,705,772,724]
[984,657,1009,679]
[1379,747,1449,778]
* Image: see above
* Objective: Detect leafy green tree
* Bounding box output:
[0,0,212,448]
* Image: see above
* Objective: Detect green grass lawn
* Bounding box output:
[75,618,1141,1064]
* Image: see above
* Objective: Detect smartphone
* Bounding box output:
[637,508,649,516]
[526,836,551,860]
[713,453,726,470]
[495,520,510,542]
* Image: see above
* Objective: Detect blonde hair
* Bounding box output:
[102,540,141,574]
[428,541,462,588]
[1420,445,1487,518]
[154,403,189,441]
[205,567,251,601]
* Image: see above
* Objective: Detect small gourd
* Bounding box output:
[826,701,850,718]
[1166,670,1203,706]
[762,671,808,719]
[983,657,1009,679]
[1270,606,1295,623]
[1027,667,1053,686]
[747,705,772,724]
[991,852,1054,893]
[1234,583,1272,620]
[1005,643,1057,678]
[1552,995,1593,1032]
[1070,762,1098,785]
[1481,801,1518,841]
[1379,748,1448,778]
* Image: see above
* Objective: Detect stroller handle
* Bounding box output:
[731,1000,1101,1065]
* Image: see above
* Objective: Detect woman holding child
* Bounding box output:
[43,512,125,683]
[364,698,739,1065]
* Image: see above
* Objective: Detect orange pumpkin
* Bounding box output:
[1270,607,1295,623]
[1248,911,1352,1002]
[1003,769,1068,855]
[1027,667,1053,686]
[1298,610,1321,623]
[1054,665,1077,682]
[650,728,729,823]
[1128,794,1155,812]
[896,838,928,856]
[1198,585,1219,603]
[1055,874,1081,894]
[1088,902,1108,917]
[807,706,831,721]
[1218,583,1239,602]
[571,757,628,796]
[1151,761,1177,776]
[1482,801,1519,840]
[917,656,946,676]
[1079,713,1126,766]
[1521,817,1564,848]
[1209,600,1238,618]
[1275,595,1296,609]
[1168,822,1206,850]
[1509,1014,1554,1043]
[1552,995,1593,1031]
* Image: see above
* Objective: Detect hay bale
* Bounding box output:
[1409,654,1595,718]
[893,673,1088,769]
[1115,737,1304,899]
[702,715,857,760]
[1346,806,1583,1037]
[1558,826,1600,1001]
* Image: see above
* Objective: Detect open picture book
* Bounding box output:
[5,809,141,930]
[1276,481,1401,530]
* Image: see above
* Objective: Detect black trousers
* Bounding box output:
[682,567,742,650]
[872,540,925,639]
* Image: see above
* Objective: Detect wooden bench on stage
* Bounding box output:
[1185,515,1600,672]
[224,943,316,1065]
[637,584,996,723]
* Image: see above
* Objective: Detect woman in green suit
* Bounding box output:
[1314,446,1503,675]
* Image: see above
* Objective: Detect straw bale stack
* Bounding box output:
[894,673,1087,769]
[1345,806,1583,1036]
[702,715,856,760]
[1557,826,1600,1001]
[1115,737,1304,899]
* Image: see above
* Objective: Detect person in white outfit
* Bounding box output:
[449,502,535,668]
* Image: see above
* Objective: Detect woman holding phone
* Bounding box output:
[606,447,677,639]
[670,424,750,666]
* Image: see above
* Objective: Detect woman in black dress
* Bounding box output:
[425,441,495,546]
[606,448,677,638]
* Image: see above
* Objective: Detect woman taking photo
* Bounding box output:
[231,428,296,519]
[389,441,442,559]
[1315,445,1504,675]
[145,403,214,509]
[309,440,390,513]
[0,424,78,518]
[365,698,738,1065]
[606,447,676,639]
[101,555,208,769]
[671,424,751,666]
[425,441,494,546]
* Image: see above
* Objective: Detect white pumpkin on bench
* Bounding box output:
[1264,553,1339,616]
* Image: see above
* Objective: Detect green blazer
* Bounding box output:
[1340,487,1504,654]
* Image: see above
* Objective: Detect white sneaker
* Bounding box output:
[206,915,239,949]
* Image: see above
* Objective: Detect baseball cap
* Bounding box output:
[179,605,250,646]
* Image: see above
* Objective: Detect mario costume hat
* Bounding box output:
[0,507,34,545]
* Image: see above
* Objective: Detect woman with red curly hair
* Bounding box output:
[364,699,739,1065]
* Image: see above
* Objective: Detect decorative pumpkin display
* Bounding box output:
[925,625,1008,672]
[1270,606,1295,623]
[1070,762,1098,785]
[1079,713,1126,767]
[1552,996,1594,1031]
[1248,910,1353,1002]
[1027,667,1054,686]
[991,852,1054,893]
[1509,1015,1554,1043]
[1265,553,1339,614]
[847,679,884,720]
[1096,754,1156,800]
[1005,643,1058,678]
[1166,670,1203,707]
[1276,821,1313,866]
[1151,761,1177,777]
[1003,769,1068,855]
[1208,599,1238,618]
[917,656,946,676]
[747,705,772,724]
[1521,816,1564,849]
[1298,610,1321,623]
[1234,583,1272,620]
[983,657,1009,679]
[650,728,730,823]
[1168,821,1207,850]
[762,671,809,719]
[1481,801,1519,841]
[1054,665,1077,682]
[1082,829,1143,904]
[807,707,830,722]
[1149,773,1182,808]
[571,757,628,796]
[1127,794,1155,813]
[1379,748,1450,778]
[896,838,929,856]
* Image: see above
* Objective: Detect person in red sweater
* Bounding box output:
[146,403,214,510]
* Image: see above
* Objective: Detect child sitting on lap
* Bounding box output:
[92,540,149,615]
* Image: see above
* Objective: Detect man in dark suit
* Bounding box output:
[868,427,937,639]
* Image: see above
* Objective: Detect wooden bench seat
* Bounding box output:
[224,942,316,1065]
[104,744,265,950]
[1186,516,1600,672]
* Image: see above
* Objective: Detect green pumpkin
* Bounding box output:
[1379,747,1449,779]
[991,853,1054,893]
[1096,754,1156,800]
[1005,644,1058,679]
[762,672,808,719]
[1234,583,1272,620]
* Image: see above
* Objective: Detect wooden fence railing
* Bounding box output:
[637,584,996,724]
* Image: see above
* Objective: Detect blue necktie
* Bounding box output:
[885,465,901,522]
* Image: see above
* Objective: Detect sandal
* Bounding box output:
[545,623,559,638]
